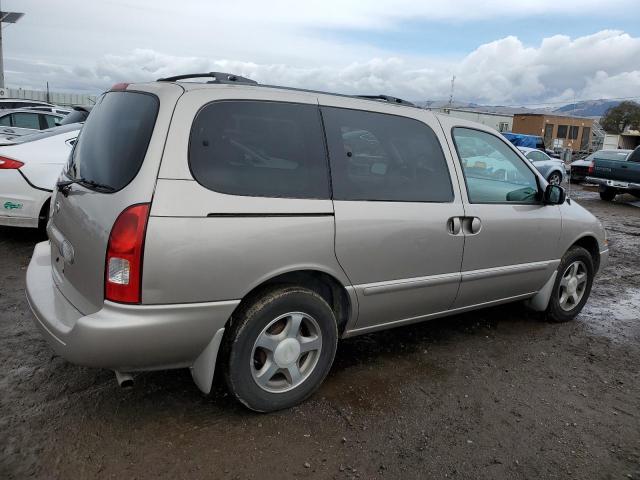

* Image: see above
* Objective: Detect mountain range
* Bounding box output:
[416,99,636,118]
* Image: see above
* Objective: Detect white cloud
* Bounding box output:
[3,1,640,105]
[9,30,638,106]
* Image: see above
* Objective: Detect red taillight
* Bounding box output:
[105,203,150,303]
[0,156,24,169]
[110,82,130,91]
[588,163,594,174]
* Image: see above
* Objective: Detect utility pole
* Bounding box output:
[448,75,456,107]
[0,2,25,89]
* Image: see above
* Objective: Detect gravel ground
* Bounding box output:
[1,185,639,479]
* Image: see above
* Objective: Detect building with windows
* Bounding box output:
[435,108,513,133]
[512,113,594,152]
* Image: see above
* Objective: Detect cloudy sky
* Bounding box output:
[3,0,640,105]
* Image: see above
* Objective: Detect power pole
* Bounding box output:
[0,3,25,89]
[448,75,456,107]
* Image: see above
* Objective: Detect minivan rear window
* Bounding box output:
[67,91,158,192]
[189,101,330,199]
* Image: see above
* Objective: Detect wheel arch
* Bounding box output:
[228,268,355,336]
[569,235,600,272]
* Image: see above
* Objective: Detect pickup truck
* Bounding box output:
[587,146,640,201]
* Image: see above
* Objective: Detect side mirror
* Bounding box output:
[543,184,566,205]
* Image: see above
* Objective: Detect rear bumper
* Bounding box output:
[586,177,640,191]
[26,241,239,372]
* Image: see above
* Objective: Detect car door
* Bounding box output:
[444,124,562,309]
[320,99,465,333]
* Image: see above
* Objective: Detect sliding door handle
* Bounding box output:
[447,217,462,235]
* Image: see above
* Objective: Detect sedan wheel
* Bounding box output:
[548,172,562,185]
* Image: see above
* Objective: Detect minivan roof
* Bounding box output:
[133,71,419,109]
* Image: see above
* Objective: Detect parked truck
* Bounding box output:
[586,145,640,201]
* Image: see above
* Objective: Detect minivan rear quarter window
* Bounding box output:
[67,91,158,191]
[322,107,453,202]
[189,101,330,199]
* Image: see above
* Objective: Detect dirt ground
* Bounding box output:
[1,184,639,479]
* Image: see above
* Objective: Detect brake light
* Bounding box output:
[588,163,594,174]
[110,83,130,91]
[0,156,23,169]
[105,203,150,303]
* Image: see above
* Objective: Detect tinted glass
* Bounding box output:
[0,115,10,126]
[453,128,539,204]
[322,107,453,202]
[12,113,40,129]
[190,101,329,199]
[67,91,158,191]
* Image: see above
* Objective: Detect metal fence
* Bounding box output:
[0,87,97,107]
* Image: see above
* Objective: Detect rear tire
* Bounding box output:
[599,188,616,201]
[546,246,594,323]
[222,286,338,412]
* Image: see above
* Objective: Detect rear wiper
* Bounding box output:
[56,177,115,192]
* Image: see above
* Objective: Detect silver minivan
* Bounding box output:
[26,73,608,412]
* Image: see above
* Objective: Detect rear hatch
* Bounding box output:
[48,84,183,314]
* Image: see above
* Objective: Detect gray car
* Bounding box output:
[26,73,609,412]
[517,147,566,185]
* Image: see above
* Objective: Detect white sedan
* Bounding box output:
[0,124,81,229]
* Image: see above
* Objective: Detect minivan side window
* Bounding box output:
[452,128,539,204]
[322,107,453,202]
[189,101,330,199]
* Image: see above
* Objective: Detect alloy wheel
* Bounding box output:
[251,312,322,393]
[558,260,588,311]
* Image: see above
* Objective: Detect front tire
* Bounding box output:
[546,246,594,323]
[222,286,338,412]
[547,171,562,186]
[599,188,616,201]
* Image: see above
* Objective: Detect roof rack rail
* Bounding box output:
[355,95,415,107]
[157,72,258,85]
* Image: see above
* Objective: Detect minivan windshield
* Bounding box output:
[67,91,158,191]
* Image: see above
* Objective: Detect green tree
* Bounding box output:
[601,101,640,134]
